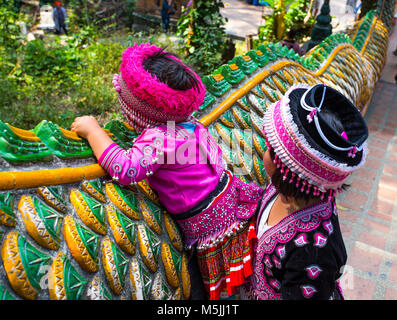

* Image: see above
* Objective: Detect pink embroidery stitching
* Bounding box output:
[272,256,281,269]
[301,285,317,298]
[314,233,328,248]
[270,280,281,290]
[294,234,308,247]
[276,245,286,259]
[323,220,334,234]
[264,256,273,269]
[305,265,323,279]
[259,197,332,254]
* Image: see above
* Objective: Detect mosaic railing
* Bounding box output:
[0,1,394,300]
[194,4,393,187]
[0,120,190,300]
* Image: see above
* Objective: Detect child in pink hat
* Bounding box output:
[71,43,263,300]
[243,83,368,300]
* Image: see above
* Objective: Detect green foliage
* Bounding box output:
[68,41,123,119]
[67,0,103,28]
[83,41,122,75]
[261,0,295,7]
[0,0,133,129]
[66,24,98,47]
[67,0,137,32]
[0,7,20,49]
[16,39,85,89]
[0,0,193,130]
[255,0,315,48]
[177,0,228,75]
[0,1,24,111]
[285,0,315,32]
[1,35,123,129]
[256,18,275,47]
[0,3,22,76]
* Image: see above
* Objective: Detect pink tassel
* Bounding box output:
[283,168,289,181]
[277,158,282,168]
[307,109,317,123]
[348,146,357,158]
[296,176,300,188]
[327,189,334,201]
[300,180,306,193]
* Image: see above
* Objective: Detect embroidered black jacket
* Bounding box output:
[246,184,348,300]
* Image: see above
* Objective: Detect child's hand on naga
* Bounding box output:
[70,115,102,140]
[70,115,113,160]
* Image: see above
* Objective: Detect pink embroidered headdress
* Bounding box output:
[262,83,369,200]
[112,43,205,132]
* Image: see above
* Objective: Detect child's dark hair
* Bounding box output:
[268,109,349,203]
[143,48,200,91]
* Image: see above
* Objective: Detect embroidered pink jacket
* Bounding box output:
[98,120,225,214]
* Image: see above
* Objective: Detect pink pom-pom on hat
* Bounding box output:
[113,43,205,131]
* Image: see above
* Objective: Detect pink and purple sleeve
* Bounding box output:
[98,131,163,186]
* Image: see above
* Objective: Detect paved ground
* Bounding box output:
[220,0,265,38]
[337,24,397,300]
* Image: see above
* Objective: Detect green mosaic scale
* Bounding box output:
[219,109,235,128]
[202,74,231,97]
[61,253,88,300]
[218,63,245,85]
[104,120,138,149]
[198,90,216,111]
[232,55,259,75]
[246,48,269,67]
[80,191,107,233]
[75,217,101,266]
[18,233,52,292]
[33,196,64,247]
[0,284,16,300]
[0,120,53,163]
[37,186,67,213]
[33,120,93,159]
[0,192,16,227]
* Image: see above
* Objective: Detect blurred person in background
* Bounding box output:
[53,1,68,35]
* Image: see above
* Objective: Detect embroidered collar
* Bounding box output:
[256,184,333,246]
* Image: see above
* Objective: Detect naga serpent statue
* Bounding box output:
[0,0,394,300]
